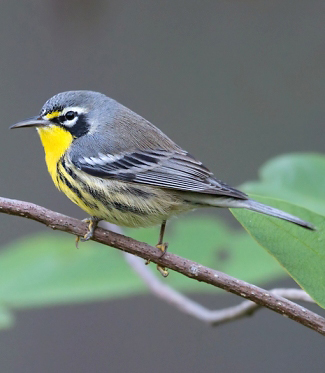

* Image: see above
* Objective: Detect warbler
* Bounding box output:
[11,91,314,276]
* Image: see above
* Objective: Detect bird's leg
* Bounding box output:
[75,217,100,248]
[155,220,169,277]
[156,220,168,256]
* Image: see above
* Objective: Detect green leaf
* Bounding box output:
[0,233,145,308]
[0,216,284,311]
[129,217,284,292]
[231,196,325,309]
[241,153,325,215]
[4,152,325,327]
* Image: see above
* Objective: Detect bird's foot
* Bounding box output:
[75,217,100,248]
[156,242,169,277]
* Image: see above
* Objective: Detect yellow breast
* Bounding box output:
[37,126,74,187]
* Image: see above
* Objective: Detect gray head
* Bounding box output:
[40,91,109,115]
[40,90,118,138]
[11,90,120,138]
[10,90,179,153]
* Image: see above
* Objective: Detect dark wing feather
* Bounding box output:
[72,149,247,199]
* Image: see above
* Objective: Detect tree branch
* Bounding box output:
[123,252,315,326]
[1,196,325,336]
[106,223,317,327]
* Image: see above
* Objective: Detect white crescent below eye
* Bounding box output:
[63,116,78,127]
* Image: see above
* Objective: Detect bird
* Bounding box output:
[11,90,314,276]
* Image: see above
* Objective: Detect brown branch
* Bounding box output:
[123,252,315,326]
[106,223,317,326]
[1,196,325,336]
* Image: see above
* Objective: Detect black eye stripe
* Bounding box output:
[46,111,89,138]
[68,113,90,138]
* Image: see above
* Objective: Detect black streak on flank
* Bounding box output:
[85,187,112,211]
[127,187,155,198]
[60,157,150,216]
[60,157,145,214]
[57,161,98,209]
[111,202,148,215]
[61,157,94,192]
[60,158,112,211]
[85,184,148,215]
[79,180,148,216]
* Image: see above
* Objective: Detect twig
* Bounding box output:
[0,196,325,336]
[122,252,315,326]
[107,223,316,326]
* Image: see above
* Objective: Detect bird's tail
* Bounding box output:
[194,195,315,230]
[237,199,315,230]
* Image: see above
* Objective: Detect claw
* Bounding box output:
[145,221,170,277]
[157,265,169,277]
[156,242,169,277]
[156,242,168,258]
[75,217,100,248]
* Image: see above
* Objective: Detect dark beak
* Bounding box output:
[10,116,51,129]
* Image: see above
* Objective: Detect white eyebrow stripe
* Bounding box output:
[62,106,88,115]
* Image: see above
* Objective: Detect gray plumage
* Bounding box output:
[40,90,313,230]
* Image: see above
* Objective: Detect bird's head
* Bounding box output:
[10,90,110,139]
[10,90,116,166]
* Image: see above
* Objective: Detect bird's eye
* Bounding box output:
[65,111,76,121]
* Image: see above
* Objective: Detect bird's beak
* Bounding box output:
[10,116,51,129]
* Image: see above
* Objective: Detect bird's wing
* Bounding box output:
[71,148,247,199]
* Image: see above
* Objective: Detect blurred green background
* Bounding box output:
[1,1,325,372]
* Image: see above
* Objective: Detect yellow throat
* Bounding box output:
[37,126,73,186]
